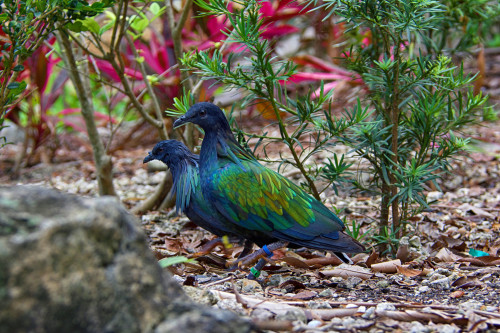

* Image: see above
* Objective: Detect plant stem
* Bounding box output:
[165,0,196,149]
[57,31,117,196]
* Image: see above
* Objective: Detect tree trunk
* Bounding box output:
[57,31,116,196]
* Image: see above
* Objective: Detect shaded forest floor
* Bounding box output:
[2,118,500,333]
[2,51,500,332]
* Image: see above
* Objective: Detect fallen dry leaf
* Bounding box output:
[310,308,359,320]
[279,256,310,269]
[365,251,379,267]
[292,290,317,300]
[320,265,373,280]
[458,203,495,219]
[435,248,463,262]
[450,290,465,298]
[458,256,500,266]
[371,259,402,273]
[396,265,423,277]
[304,256,342,267]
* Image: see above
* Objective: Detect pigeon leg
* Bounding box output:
[232,240,289,268]
[190,236,242,258]
[236,239,254,260]
[247,257,269,280]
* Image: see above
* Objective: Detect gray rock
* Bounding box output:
[0,185,254,333]
[318,288,335,297]
[275,308,307,323]
[307,320,322,328]
[361,307,376,319]
[376,280,390,288]
[307,300,332,309]
[376,303,396,311]
[429,277,451,290]
[418,286,430,293]
[436,324,460,333]
[251,308,274,321]
[410,321,431,333]
[427,191,443,202]
[241,279,263,294]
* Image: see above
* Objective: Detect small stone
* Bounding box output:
[409,236,422,249]
[456,188,470,197]
[376,302,396,311]
[410,321,431,333]
[308,301,332,309]
[430,268,451,277]
[330,276,344,283]
[251,308,274,321]
[307,320,322,328]
[427,191,443,202]
[429,277,450,290]
[216,299,246,316]
[347,277,363,288]
[267,274,282,287]
[241,279,263,293]
[459,300,483,311]
[183,286,219,305]
[275,308,307,323]
[418,286,430,293]
[428,273,446,281]
[318,288,335,297]
[362,307,376,319]
[376,280,390,288]
[436,324,460,333]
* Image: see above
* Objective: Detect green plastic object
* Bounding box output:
[469,248,490,257]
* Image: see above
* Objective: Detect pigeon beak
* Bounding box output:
[143,153,154,163]
[173,116,188,129]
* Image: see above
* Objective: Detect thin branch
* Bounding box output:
[125,33,169,139]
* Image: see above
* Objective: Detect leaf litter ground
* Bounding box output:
[2,124,500,332]
[2,53,500,333]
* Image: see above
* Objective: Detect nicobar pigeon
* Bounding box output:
[143,140,274,261]
[173,102,365,268]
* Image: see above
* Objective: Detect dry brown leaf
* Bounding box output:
[320,265,373,280]
[279,279,306,292]
[458,203,495,218]
[377,309,452,324]
[309,308,359,320]
[365,251,379,267]
[371,259,402,273]
[279,256,310,269]
[435,248,463,262]
[292,290,317,300]
[466,310,488,332]
[450,290,465,298]
[396,265,422,277]
[458,256,500,266]
[452,276,482,289]
[351,252,370,264]
[216,291,299,315]
[304,256,342,267]
[440,236,467,251]
[396,243,410,263]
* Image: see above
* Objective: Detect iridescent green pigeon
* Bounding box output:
[143,140,275,260]
[173,102,365,266]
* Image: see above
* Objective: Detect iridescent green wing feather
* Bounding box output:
[211,158,345,238]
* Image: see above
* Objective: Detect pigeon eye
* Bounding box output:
[199,109,207,117]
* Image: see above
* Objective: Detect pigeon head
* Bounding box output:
[173,102,231,133]
[143,140,197,170]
